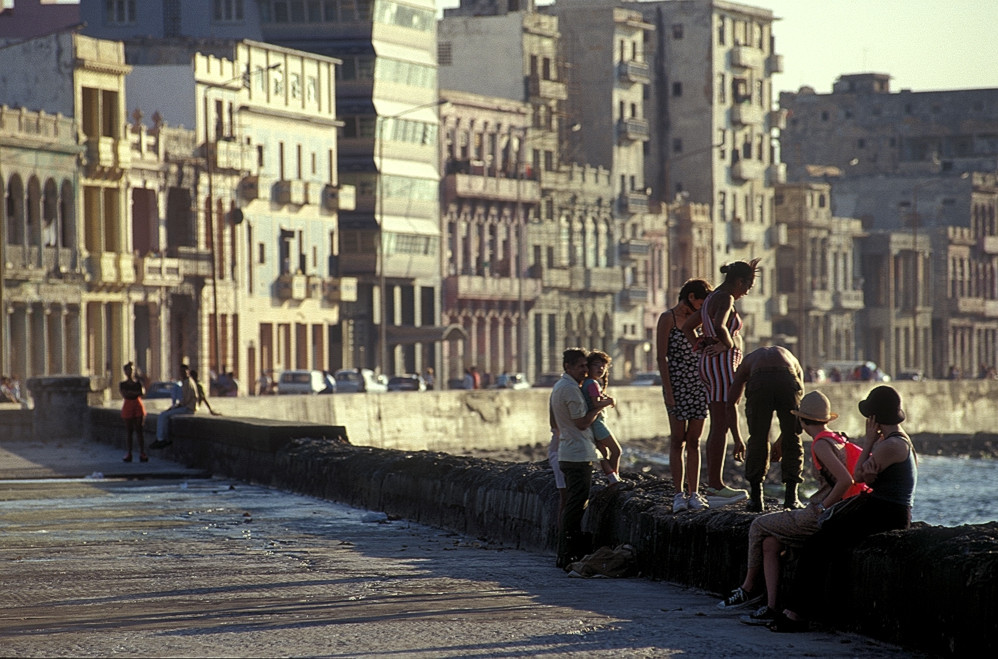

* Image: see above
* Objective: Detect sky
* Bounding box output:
[439,0,998,95]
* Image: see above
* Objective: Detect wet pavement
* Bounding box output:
[0,438,915,657]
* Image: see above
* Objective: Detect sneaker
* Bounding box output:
[673,492,688,512]
[688,492,709,510]
[704,485,749,507]
[741,605,778,626]
[746,498,764,513]
[717,586,764,610]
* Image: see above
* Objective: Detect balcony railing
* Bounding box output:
[135,254,183,287]
[731,103,765,126]
[767,162,787,185]
[979,235,998,254]
[444,173,540,203]
[730,46,763,70]
[274,180,306,206]
[618,191,649,214]
[322,276,358,303]
[276,272,308,301]
[833,289,864,309]
[732,159,765,181]
[730,220,765,246]
[84,252,136,286]
[619,239,650,260]
[767,53,785,74]
[445,274,542,302]
[541,266,571,289]
[617,117,650,143]
[617,59,651,84]
[620,286,648,306]
[526,75,567,100]
[176,246,214,278]
[85,136,130,172]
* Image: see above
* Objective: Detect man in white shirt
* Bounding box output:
[550,347,614,569]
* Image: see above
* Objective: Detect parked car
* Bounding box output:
[492,372,530,390]
[895,369,925,381]
[145,380,180,399]
[533,373,561,388]
[821,361,891,382]
[278,370,335,395]
[333,368,388,393]
[387,374,427,392]
[628,371,662,386]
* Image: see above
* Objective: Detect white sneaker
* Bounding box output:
[688,492,709,510]
[673,492,688,512]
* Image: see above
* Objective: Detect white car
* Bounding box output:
[333,368,388,393]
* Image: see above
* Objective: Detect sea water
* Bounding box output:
[623,449,997,528]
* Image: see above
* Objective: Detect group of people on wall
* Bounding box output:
[547,258,918,633]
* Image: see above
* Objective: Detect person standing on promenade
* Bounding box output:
[551,348,613,569]
[770,385,918,632]
[656,278,712,512]
[718,391,866,624]
[150,364,198,449]
[582,350,623,486]
[683,259,760,506]
[727,346,805,512]
[119,362,147,463]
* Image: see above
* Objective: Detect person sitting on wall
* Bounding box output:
[150,364,198,449]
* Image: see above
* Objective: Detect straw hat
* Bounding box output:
[792,391,839,423]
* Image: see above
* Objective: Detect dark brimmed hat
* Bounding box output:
[858,385,905,424]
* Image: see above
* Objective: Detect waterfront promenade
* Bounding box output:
[0,437,913,658]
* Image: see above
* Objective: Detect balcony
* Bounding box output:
[276,272,308,301]
[322,184,356,211]
[322,276,358,303]
[84,252,136,286]
[526,75,567,101]
[274,180,306,206]
[238,176,258,201]
[954,297,985,314]
[767,293,789,316]
[443,173,540,204]
[986,300,998,318]
[731,159,765,181]
[768,109,788,130]
[768,223,789,247]
[617,117,650,143]
[808,290,833,311]
[574,266,623,293]
[979,235,998,254]
[731,103,765,126]
[617,59,651,84]
[176,246,214,278]
[767,53,785,74]
[833,289,864,309]
[84,136,130,173]
[730,220,764,246]
[767,162,787,185]
[210,139,253,171]
[619,239,650,260]
[620,286,648,306]
[618,191,649,214]
[541,266,571,289]
[135,255,182,287]
[730,46,763,70]
[445,275,542,302]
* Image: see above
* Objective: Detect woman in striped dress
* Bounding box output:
[683,259,759,505]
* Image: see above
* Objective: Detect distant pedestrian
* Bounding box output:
[120,362,147,463]
[150,364,198,449]
[191,370,221,416]
[423,367,435,390]
[657,278,712,512]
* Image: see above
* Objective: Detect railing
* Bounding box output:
[445,275,542,301]
[731,103,765,126]
[526,75,567,100]
[135,254,183,287]
[444,173,540,203]
[833,290,864,309]
[617,117,650,142]
[619,191,649,214]
[617,59,650,84]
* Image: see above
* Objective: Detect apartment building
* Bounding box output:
[780,73,998,377]
[771,182,865,371]
[256,0,443,379]
[636,0,784,350]
[0,32,136,391]
[123,39,356,392]
[439,90,533,383]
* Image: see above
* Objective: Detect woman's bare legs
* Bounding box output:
[762,536,783,609]
[668,415,689,493]
[706,400,729,489]
[685,419,705,495]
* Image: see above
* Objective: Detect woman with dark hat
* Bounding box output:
[769,385,918,632]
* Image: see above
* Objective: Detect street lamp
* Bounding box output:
[377,99,446,376]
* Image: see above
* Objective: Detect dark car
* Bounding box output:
[145,380,180,399]
[387,374,426,392]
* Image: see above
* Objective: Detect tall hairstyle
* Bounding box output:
[586,349,612,391]
[562,347,589,370]
[678,278,712,308]
[720,258,761,286]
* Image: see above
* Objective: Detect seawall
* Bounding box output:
[79,405,998,657]
[135,380,998,453]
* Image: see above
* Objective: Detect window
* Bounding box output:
[672,81,683,97]
[672,138,683,153]
[672,24,684,39]
[213,0,243,22]
[438,42,452,66]
[258,242,266,264]
[106,0,136,25]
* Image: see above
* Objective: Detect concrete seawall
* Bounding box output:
[136,380,998,453]
[79,405,998,657]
